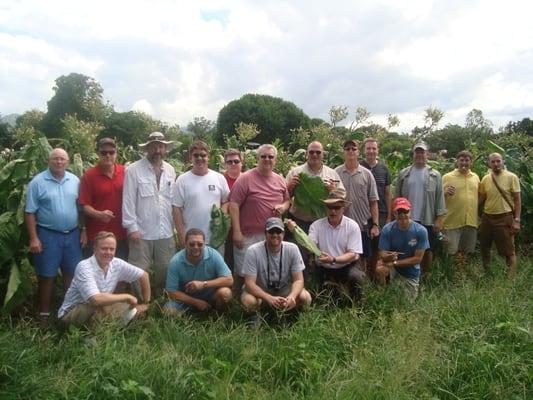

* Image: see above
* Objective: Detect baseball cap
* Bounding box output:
[97,137,117,149]
[265,217,285,232]
[412,142,428,151]
[392,197,412,212]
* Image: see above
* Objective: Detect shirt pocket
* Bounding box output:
[160,177,174,199]
[138,178,155,197]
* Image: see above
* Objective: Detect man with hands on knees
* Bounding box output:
[376,198,429,301]
[163,229,233,315]
[241,218,312,316]
[58,231,150,327]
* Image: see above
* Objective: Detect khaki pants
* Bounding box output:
[61,302,130,326]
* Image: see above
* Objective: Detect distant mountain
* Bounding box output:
[0,113,20,127]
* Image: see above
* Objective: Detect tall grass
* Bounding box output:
[1,257,531,399]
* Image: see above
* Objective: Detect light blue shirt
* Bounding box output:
[25,169,80,231]
[166,246,231,293]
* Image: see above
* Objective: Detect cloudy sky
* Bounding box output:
[1,0,533,132]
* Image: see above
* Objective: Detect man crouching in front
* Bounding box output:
[163,228,233,315]
[58,231,150,326]
[240,218,312,326]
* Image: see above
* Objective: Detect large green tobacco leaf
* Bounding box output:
[0,212,19,265]
[293,173,328,218]
[209,204,231,249]
[3,261,21,306]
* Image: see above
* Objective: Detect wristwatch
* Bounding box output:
[393,260,397,267]
[332,257,336,265]
[514,218,520,223]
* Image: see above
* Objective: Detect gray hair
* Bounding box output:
[257,144,278,158]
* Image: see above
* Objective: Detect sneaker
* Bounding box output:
[247,313,262,329]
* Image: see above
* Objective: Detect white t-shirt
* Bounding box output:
[58,256,144,318]
[308,216,362,269]
[242,241,304,292]
[172,169,230,242]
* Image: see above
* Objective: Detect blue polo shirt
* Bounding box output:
[379,220,429,280]
[25,169,80,231]
[166,247,231,292]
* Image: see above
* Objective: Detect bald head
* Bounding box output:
[307,141,324,170]
[48,148,69,179]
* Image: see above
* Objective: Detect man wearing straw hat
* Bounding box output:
[122,132,177,294]
[308,189,366,301]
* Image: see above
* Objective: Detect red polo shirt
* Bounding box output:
[79,164,127,240]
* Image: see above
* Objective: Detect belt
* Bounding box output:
[484,212,513,218]
[38,225,78,234]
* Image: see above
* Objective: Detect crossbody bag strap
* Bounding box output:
[490,173,514,213]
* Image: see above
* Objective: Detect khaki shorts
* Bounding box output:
[390,268,419,301]
[128,237,176,291]
[479,213,515,257]
[61,302,130,326]
[233,233,265,277]
[444,226,477,255]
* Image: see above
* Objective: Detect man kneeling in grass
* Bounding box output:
[376,198,429,300]
[241,218,312,322]
[58,231,151,326]
[164,229,233,315]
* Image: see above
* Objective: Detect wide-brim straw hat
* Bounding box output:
[321,188,351,206]
[139,132,175,149]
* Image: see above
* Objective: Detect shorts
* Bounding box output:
[128,237,176,291]
[444,226,477,255]
[390,268,419,300]
[233,233,265,277]
[163,288,216,313]
[420,224,437,251]
[361,230,372,258]
[479,212,515,257]
[33,226,82,277]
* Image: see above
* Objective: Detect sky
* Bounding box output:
[1,0,533,133]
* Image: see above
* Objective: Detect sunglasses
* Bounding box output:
[395,209,410,215]
[327,205,343,210]
[99,150,116,156]
[225,159,241,165]
[192,153,208,158]
[267,228,283,235]
[188,242,205,248]
[308,150,322,155]
[343,147,357,152]
[260,154,275,160]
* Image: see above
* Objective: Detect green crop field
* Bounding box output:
[1,256,531,399]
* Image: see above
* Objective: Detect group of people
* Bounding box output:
[25,131,522,327]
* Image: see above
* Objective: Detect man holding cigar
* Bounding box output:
[442,151,480,267]
[376,198,429,300]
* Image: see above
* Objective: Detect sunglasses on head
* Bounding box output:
[267,228,283,235]
[99,150,116,156]
[308,150,322,155]
[260,154,275,160]
[192,153,208,158]
[225,159,241,165]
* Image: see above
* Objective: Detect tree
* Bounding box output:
[186,117,215,139]
[102,110,165,147]
[503,117,533,136]
[41,73,110,136]
[216,94,311,145]
[425,124,468,157]
[0,115,11,148]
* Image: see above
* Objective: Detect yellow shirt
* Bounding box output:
[443,169,480,229]
[479,169,520,215]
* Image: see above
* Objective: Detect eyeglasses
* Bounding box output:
[225,159,241,165]
[267,228,283,235]
[343,147,357,152]
[99,150,116,156]
[192,153,208,158]
[327,205,343,210]
[308,150,322,155]
[260,154,275,160]
[188,242,205,248]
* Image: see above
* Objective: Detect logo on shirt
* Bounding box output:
[208,185,215,191]
[408,238,418,247]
